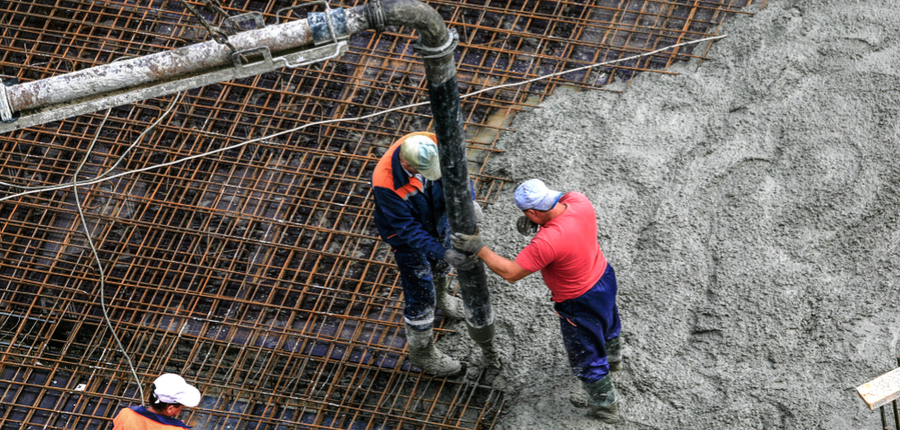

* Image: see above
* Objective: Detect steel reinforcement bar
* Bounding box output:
[0,0,759,429]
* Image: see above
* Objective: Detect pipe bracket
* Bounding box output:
[232,46,274,75]
[222,12,266,35]
[232,43,347,77]
[0,42,348,133]
[414,28,458,60]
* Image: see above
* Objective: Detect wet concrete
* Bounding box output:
[439,0,900,428]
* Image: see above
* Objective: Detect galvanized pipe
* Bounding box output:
[3,17,316,115]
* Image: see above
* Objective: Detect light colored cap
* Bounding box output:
[514,179,563,211]
[400,135,441,180]
[153,374,201,407]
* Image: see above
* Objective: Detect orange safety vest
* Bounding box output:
[112,407,190,430]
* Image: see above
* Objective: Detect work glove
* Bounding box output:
[472,201,484,223]
[443,249,478,270]
[516,215,538,236]
[451,229,485,255]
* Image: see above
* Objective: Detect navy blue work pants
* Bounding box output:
[554,263,622,383]
[392,245,450,330]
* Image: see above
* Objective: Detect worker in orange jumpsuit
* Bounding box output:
[112,374,202,430]
[371,131,478,377]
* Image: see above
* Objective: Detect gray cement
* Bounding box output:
[441,0,900,428]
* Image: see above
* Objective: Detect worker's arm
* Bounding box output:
[476,246,532,283]
[452,231,533,283]
[372,186,447,259]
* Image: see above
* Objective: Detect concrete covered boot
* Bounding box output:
[607,336,623,371]
[405,322,464,377]
[584,375,619,424]
[434,277,466,320]
[568,387,590,409]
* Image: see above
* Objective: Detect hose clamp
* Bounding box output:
[308,6,348,46]
[414,28,458,60]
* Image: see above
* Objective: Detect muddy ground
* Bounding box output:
[441,0,900,428]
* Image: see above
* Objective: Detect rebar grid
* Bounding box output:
[0,0,757,428]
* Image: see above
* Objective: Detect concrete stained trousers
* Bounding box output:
[554,263,622,383]
[392,245,450,331]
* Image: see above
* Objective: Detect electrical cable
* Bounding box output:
[68,94,181,405]
[70,107,148,403]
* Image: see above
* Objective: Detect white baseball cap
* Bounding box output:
[153,374,201,407]
[514,179,563,211]
[399,135,441,180]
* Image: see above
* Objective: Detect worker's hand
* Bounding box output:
[516,216,538,236]
[472,201,484,224]
[443,249,479,270]
[451,230,485,255]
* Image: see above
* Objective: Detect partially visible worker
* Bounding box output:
[112,373,202,430]
[371,131,478,377]
[452,179,623,423]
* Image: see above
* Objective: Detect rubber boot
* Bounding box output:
[584,375,619,424]
[434,277,466,320]
[569,387,590,409]
[607,336,623,371]
[405,323,464,377]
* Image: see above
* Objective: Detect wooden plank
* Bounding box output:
[857,367,900,410]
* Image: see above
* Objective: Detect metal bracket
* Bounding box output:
[277,40,348,69]
[231,46,274,77]
[222,12,266,35]
[230,41,348,78]
[414,28,459,60]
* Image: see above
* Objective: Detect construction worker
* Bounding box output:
[371,131,477,377]
[451,179,623,423]
[112,373,202,430]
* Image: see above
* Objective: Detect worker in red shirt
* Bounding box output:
[112,374,202,430]
[452,179,623,423]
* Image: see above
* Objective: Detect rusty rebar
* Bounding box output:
[0,0,758,429]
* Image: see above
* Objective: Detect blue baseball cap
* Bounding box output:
[514,179,562,211]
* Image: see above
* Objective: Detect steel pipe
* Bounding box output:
[1,16,317,122]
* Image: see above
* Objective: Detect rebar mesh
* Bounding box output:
[0,0,759,428]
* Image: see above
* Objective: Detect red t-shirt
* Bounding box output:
[515,192,607,302]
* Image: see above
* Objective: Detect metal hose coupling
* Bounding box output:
[414,27,458,60]
[365,0,386,34]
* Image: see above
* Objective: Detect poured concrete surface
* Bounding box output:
[441,0,900,428]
